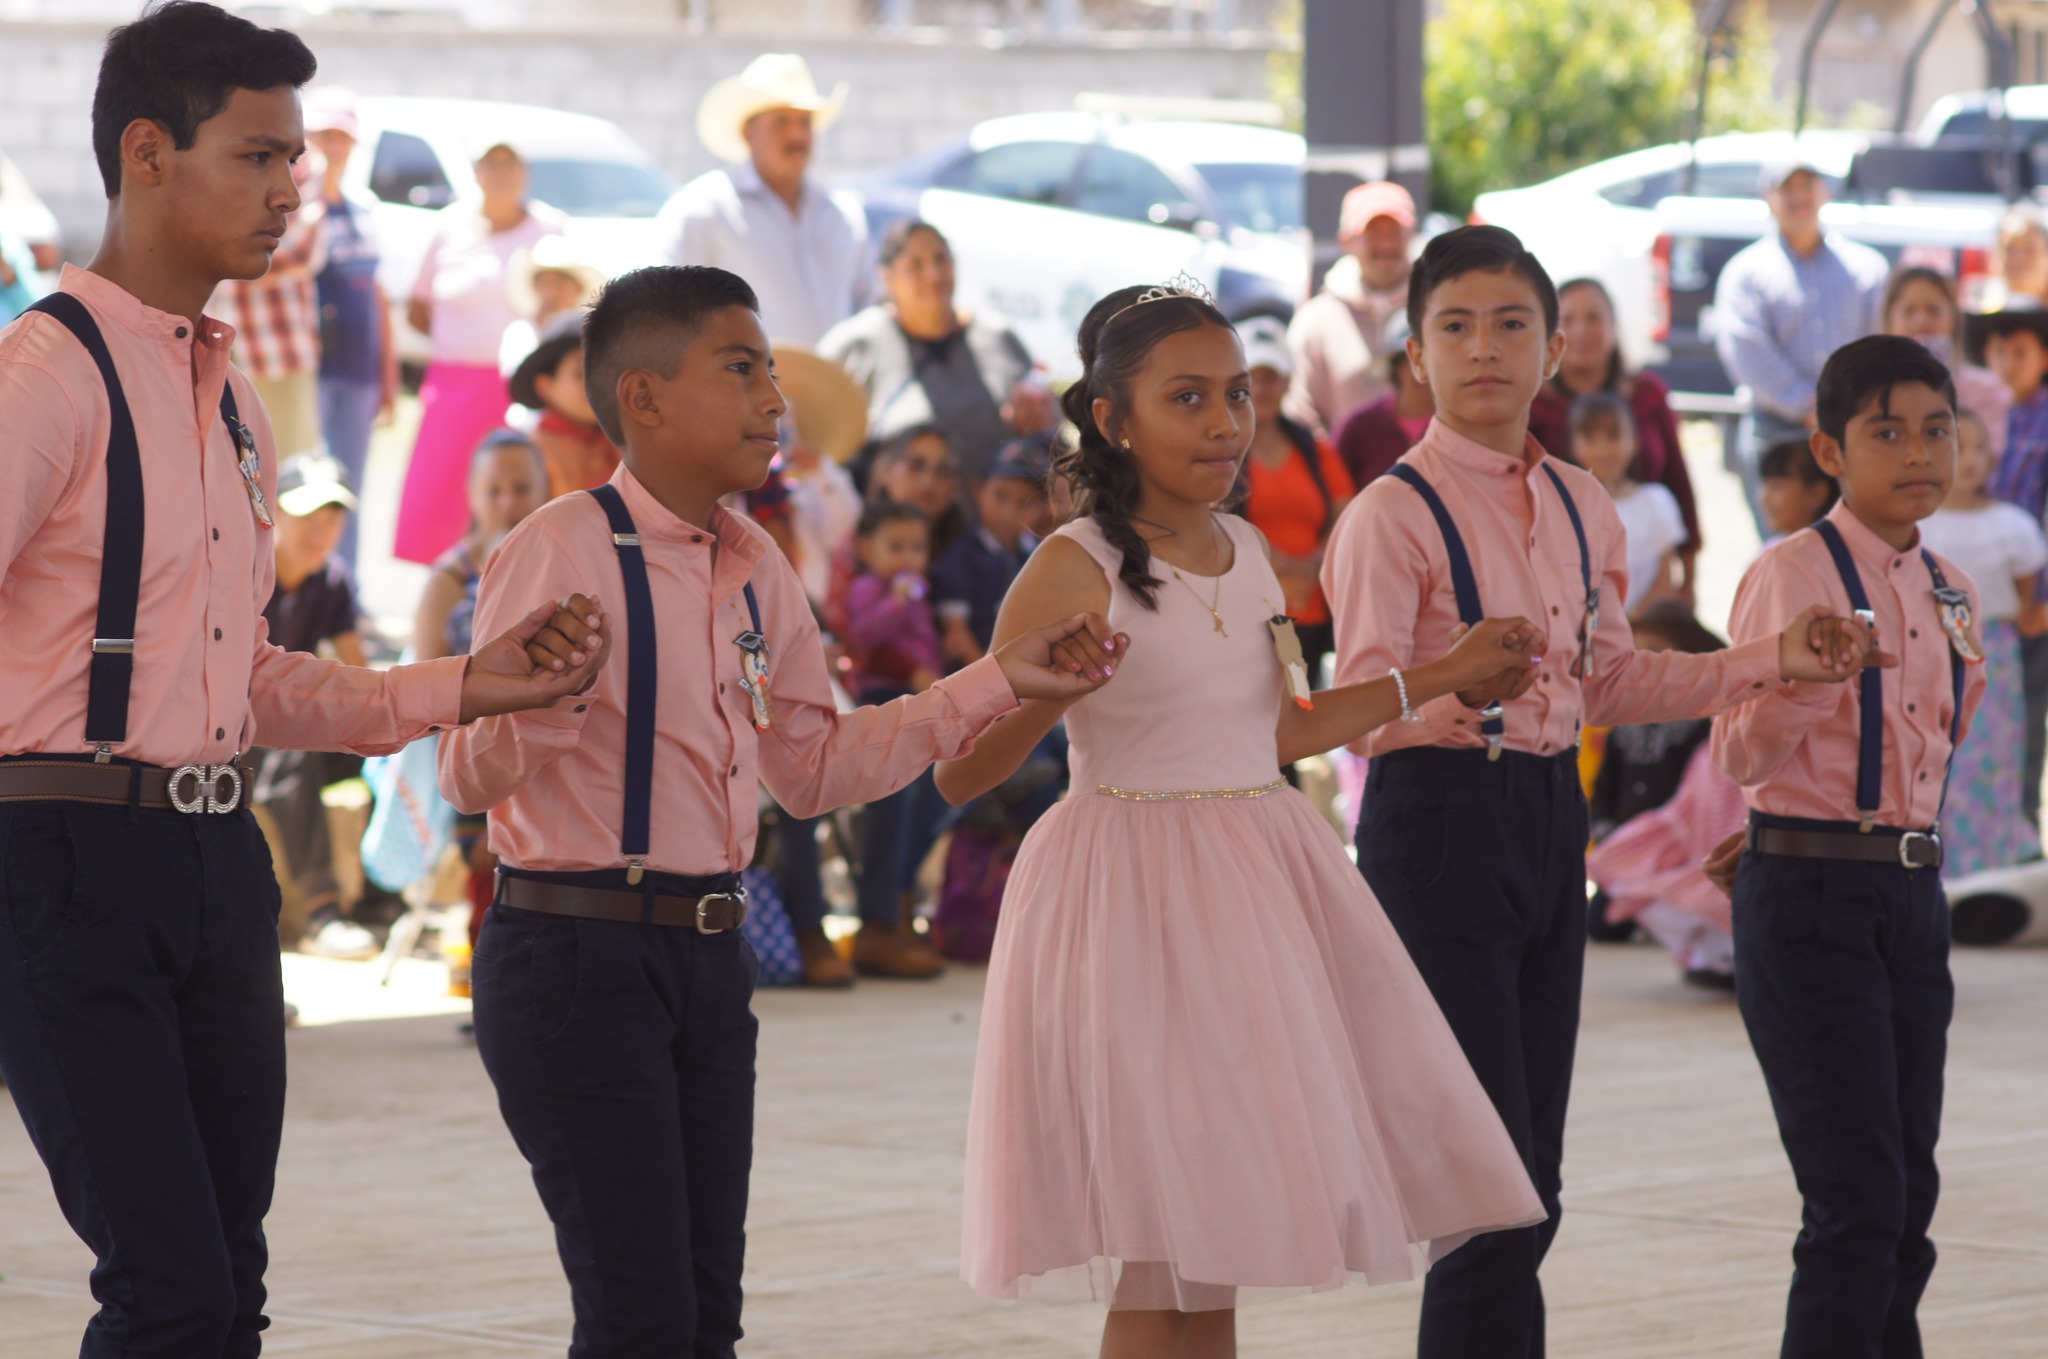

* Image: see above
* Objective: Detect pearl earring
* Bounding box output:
[1120,438,1131,450]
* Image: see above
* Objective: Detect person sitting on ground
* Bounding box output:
[932,439,1048,671]
[509,321,616,500]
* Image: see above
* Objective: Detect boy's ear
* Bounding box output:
[617,369,663,433]
[1541,327,1566,381]
[120,118,171,192]
[1809,428,1848,479]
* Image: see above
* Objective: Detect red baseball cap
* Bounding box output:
[1340,181,1417,238]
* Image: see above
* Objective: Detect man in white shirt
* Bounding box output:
[656,53,868,347]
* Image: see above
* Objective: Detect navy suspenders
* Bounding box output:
[1389,461,1594,760]
[586,484,763,886]
[1811,519,1965,832]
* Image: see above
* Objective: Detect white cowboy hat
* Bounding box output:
[506,235,606,321]
[696,53,848,166]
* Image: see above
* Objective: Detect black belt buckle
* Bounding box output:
[695,890,747,935]
[1897,830,1942,870]
[168,762,242,815]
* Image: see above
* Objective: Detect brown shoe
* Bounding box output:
[796,929,856,989]
[851,922,947,980]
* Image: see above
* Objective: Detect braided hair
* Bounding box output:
[1054,284,1233,609]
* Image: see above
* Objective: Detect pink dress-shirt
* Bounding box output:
[1713,502,1986,830]
[1321,418,1784,758]
[0,266,465,768]
[437,466,1017,877]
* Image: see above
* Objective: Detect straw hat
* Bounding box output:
[507,235,605,322]
[774,346,868,463]
[696,53,847,166]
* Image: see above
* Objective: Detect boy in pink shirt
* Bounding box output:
[1714,336,1982,1357]
[438,264,1119,1356]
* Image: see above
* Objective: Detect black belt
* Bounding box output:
[498,874,747,933]
[0,757,246,814]
[1748,819,1943,870]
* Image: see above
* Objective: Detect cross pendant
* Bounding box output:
[1213,612,1228,637]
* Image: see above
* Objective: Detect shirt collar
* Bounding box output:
[611,463,767,568]
[1823,499,1922,574]
[728,159,809,210]
[1418,416,1547,481]
[975,524,1036,556]
[61,262,236,353]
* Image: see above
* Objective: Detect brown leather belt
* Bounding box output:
[1748,822,1943,870]
[498,874,748,933]
[0,758,246,814]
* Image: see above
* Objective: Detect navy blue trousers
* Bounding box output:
[1733,820,1953,1359]
[473,870,760,1359]
[1356,746,1585,1359]
[0,801,286,1359]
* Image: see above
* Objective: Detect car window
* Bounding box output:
[1598,159,1840,206]
[368,131,454,209]
[526,158,675,218]
[1597,169,1678,208]
[934,141,1084,206]
[1194,162,1302,233]
[1072,146,1198,226]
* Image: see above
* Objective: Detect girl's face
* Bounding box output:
[2003,225,2048,297]
[1408,267,1564,433]
[1249,364,1288,426]
[878,432,958,518]
[1886,277,1955,341]
[857,517,929,578]
[1953,415,1993,498]
[1093,322,1252,510]
[883,228,956,319]
[472,443,547,537]
[1557,283,1615,374]
[1573,415,1634,486]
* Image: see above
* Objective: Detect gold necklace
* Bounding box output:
[1167,518,1230,637]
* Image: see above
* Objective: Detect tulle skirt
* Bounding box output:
[960,786,1545,1312]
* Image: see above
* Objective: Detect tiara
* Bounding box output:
[1106,272,1217,324]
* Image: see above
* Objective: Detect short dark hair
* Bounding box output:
[1759,433,1825,484]
[92,2,317,198]
[1568,389,1634,440]
[580,265,759,445]
[855,500,927,540]
[1406,224,1560,337]
[879,217,947,268]
[1629,598,1726,656]
[1814,334,1958,449]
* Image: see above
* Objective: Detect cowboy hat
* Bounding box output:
[507,235,606,322]
[697,53,847,166]
[1964,300,2048,366]
[774,345,868,463]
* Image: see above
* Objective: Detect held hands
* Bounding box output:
[1776,605,1897,684]
[1444,617,1547,709]
[995,612,1132,702]
[458,594,612,724]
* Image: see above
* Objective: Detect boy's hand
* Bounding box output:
[1778,605,1897,683]
[997,612,1131,701]
[459,595,611,723]
[1703,829,1747,898]
[1433,616,1545,696]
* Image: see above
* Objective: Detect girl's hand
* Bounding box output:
[1778,606,1896,683]
[1438,617,1545,704]
[996,612,1130,701]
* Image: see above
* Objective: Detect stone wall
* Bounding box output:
[0,15,1282,255]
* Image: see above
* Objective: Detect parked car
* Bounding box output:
[1472,131,1867,378]
[336,97,677,362]
[0,148,65,275]
[846,112,1308,374]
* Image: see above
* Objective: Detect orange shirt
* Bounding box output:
[1714,502,1985,829]
[438,466,1017,876]
[0,266,464,767]
[1322,418,1782,759]
[1241,435,1354,625]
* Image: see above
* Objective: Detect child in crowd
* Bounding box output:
[1331,311,1432,487]
[438,266,1117,1356]
[509,323,617,501]
[1918,408,2048,875]
[1570,390,1684,612]
[414,429,552,947]
[932,438,1048,669]
[1715,335,1981,1356]
[843,502,942,698]
[943,280,1548,1355]
[1322,225,1875,1359]
[1886,266,2009,458]
[1757,434,1840,543]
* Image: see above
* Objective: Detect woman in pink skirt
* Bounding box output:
[936,283,1547,1357]
[394,142,564,563]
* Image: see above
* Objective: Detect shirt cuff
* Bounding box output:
[393,654,468,736]
[1721,635,1785,700]
[934,654,1019,731]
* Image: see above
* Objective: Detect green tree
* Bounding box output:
[1426,0,1780,218]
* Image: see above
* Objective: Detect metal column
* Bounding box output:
[1302,0,1428,279]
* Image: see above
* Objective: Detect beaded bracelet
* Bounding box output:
[1391,668,1424,723]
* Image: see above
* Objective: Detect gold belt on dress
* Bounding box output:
[1095,778,1288,802]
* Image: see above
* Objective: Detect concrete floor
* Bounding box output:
[3,942,2047,1357]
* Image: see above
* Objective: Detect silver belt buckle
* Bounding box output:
[169,763,242,815]
[694,890,746,935]
[1897,830,1941,869]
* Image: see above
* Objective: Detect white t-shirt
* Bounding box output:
[1608,480,1687,611]
[1919,503,2048,622]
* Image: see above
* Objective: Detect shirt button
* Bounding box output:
[1909,629,1919,639]
[215,727,226,740]
[213,628,222,640]
[212,528,220,541]
[1918,771,1928,781]
[729,765,740,777]
[574,704,587,713]
[428,725,441,733]
[174,326,188,339]
[1551,606,1560,616]
[693,535,704,543]
[1908,702,1917,713]
[719,682,726,693]
[1754,681,1765,690]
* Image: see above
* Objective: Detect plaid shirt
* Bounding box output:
[1995,386,2048,523]
[206,212,324,380]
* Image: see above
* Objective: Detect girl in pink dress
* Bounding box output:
[936,283,1549,1357]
